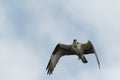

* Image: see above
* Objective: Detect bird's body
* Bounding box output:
[46,39,100,75]
[72,39,88,63]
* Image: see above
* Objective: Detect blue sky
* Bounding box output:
[0,0,120,80]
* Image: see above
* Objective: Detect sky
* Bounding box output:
[0,0,120,80]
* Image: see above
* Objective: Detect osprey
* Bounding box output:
[46,39,100,75]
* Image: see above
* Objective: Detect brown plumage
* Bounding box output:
[46,40,100,75]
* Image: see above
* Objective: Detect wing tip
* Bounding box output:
[97,63,100,70]
[98,62,100,70]
[46,65,54,75]
[46,59,51,70]
[46,59,54,75]
[47,68,53,75]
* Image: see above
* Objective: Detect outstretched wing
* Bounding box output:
[46,44,76,75]
[82,41,100,69]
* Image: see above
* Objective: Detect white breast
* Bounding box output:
[73,43,82,54]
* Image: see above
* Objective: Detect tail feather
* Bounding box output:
[79,55,88,63]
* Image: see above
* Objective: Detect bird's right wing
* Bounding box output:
[46,44,76,75]
[83,41,100,69]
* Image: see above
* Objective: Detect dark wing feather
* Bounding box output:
[82,41,95,54]
[82,41,100,69]
[46,44,76,75]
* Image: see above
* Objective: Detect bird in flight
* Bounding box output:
[46,39,100,75]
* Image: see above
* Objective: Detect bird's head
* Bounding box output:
[73,39,77,42]
[73,39,77,48]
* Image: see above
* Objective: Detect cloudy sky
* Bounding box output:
[0,0,120,80]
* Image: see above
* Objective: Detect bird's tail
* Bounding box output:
[79,55,88,63]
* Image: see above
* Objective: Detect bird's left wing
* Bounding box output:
[46,43,76,75]
[82,41,100,69]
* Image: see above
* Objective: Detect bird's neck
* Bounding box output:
[72,42,78,48]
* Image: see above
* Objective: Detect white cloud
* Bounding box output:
[0,39,42,80]
[104,65,120,80]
